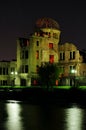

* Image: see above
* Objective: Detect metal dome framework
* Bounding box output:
[35,17,60,30]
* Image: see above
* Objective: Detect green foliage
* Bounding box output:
[38,63,60,90]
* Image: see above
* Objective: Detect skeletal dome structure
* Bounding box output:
[35,17,60,30]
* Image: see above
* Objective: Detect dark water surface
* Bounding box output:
[0,100,86,130]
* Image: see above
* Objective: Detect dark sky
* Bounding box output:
[0,0,86,60]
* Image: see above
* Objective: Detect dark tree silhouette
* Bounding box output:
[38,63,60,91]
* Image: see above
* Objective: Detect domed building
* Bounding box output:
[16,17,61,86]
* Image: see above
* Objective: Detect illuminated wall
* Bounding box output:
[0,60,17,86]
[58,42,86,85]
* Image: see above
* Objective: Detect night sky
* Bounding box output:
[0,0,86,60]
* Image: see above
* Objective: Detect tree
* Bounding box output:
[38,63,60,91]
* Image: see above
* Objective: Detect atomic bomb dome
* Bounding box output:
[35,17,60,30]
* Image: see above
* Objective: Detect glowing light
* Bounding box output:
[11,72,14,75]
[11,71,18,75]
[71,69,77,74]
[15,72,18,75]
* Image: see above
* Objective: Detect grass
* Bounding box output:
[0,85,86,90]
[78,86,86,90]
[53,85,71,89]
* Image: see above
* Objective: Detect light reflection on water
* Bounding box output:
[0,100,85,130]
[64,103,84,130]
[5,100,23,130]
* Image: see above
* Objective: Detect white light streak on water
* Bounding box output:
[65,104,84,130]
[5,100,23,130]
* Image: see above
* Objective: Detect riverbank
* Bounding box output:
[0,87,86,105]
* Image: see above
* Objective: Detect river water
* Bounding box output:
[0,100,86,130]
